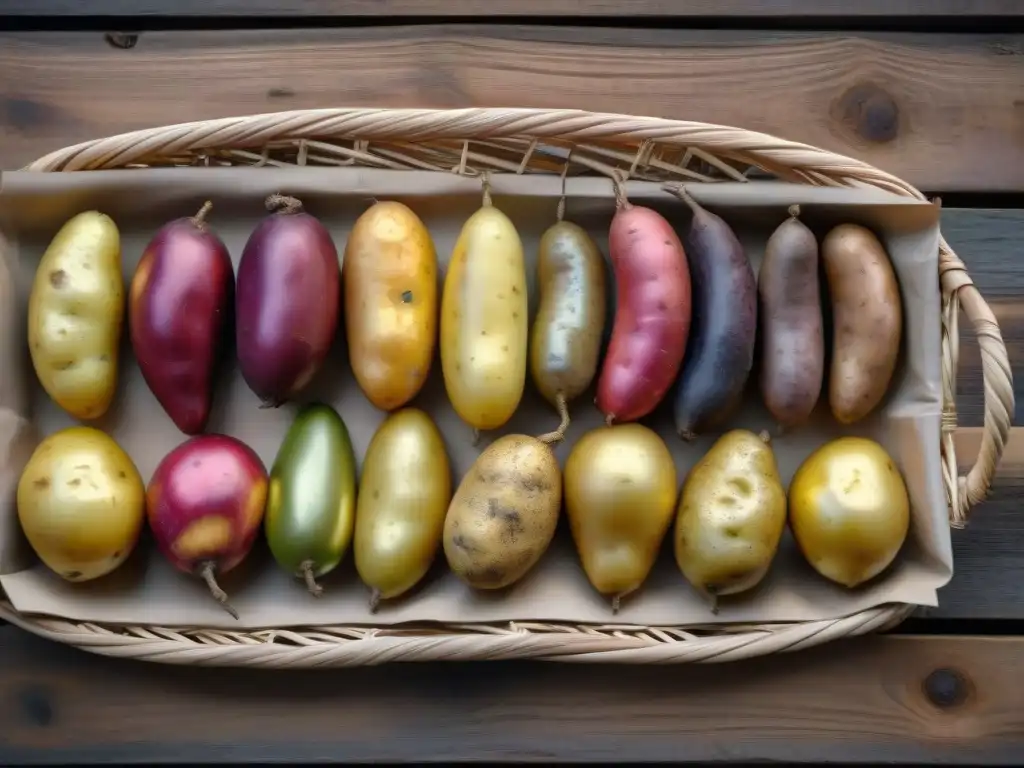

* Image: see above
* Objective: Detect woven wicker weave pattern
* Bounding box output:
[0,107,1012,666]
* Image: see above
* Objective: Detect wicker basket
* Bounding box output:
[0,108,1013,667]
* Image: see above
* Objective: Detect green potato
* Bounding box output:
[265,403,357,596]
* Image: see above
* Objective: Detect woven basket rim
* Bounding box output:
[0,107,1013,667]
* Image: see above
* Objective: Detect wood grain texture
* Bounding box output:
[3,27,1024,191]
[2,0,1023,16]
[0,627,1020,764]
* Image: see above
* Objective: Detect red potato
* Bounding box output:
[595,203,692,424]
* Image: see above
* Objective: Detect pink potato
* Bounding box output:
[595,203,692,424]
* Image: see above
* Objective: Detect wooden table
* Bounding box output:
[1,3,1023,763]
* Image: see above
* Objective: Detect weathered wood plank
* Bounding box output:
[2,0,1022,17]
[3,27,1024,191]
[939,428,1024,619]
[0,627,1019,764]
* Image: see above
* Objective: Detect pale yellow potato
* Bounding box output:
[28,211,124,420]
[440,204,528,433]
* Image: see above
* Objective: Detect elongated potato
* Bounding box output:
[344,201,438,411]
[443,434,561,589]
[530,220,607,436]
[595,203,691,424]
[758,206,824,429]
[440,203,528,433]
[822,224,903,424]
[28,211,124,420]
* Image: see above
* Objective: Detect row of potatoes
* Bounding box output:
[25,178,902,452]
[17,400,910,617]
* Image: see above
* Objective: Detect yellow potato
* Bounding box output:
[17,426,145,581]
[344,201,438,411]
[440,203,528,433]
[789,436,910,588]
[354,408,452,609]
[564,424,676,610]
[674,430,786,605]
[28,211,124,420]
[443,434,560,589]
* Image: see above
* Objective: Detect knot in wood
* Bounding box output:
[833,83,900,144]
[923,667,970,709]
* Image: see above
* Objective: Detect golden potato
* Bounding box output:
[674,430,786,606]
[789,436,910,588]
[354,408,452,609]
[17,426,145,581]
[443,434,560,589]
[564,424,676,610]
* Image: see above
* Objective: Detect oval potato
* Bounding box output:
[344,201,438,411]
[440,204,528,432]
[17,426,145,582]
[443,434,560,589]
[354,408,452,608]
[822,223,903,425]
[28,211,124,420]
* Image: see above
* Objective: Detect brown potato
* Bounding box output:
[821,223,903,424]
[442,435,561,589]
[758,206,824,430]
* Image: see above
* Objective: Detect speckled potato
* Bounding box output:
[443,434,560,589]
[354,408,452,609]
[28,211,124,420]
[530,220,607,434]
[440,203,528,434]
[674,429,787,605]
[822,224,903,425]
[17,426,145,582]
[789,436,910,588]
[564,424,677,610]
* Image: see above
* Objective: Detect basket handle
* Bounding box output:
[939,236,1014,527]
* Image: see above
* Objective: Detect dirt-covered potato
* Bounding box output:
[443,434,561,589]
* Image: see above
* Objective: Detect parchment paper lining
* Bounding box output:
[0,167,947,630]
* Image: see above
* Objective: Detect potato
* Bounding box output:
[821,223,903,425]
[441,203,528,435]
[789,436,910,588]
[344,201,438,411]
[17,426,145,581]
[674,429,786,607]
[28,211,124,420]
[443,434,561,589]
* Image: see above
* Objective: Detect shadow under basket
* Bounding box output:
[0,107,1014,667]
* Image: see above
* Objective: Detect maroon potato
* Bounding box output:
[147,433,268,619]
[235,195,340,408]
[130,201,234,435]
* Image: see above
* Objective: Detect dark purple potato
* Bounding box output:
[666,187,758,440]
[236,194,340,408]
[759,205,824,430]
[130,201,234,435]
